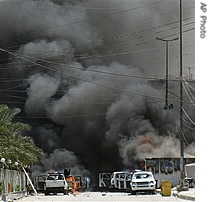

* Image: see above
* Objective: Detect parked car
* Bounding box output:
[44,172,68,195]
[129,171,156,194]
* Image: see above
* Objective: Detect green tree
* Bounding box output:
[0,104,44,168]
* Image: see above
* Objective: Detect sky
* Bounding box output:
[0,0,195,185]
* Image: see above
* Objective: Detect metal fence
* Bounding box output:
[0,168,26,194]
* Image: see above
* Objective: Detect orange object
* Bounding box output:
[65,175,80,193]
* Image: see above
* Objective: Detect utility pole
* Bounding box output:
[179,0,184,189]
[156,37,178,109]
[178,0,188,191]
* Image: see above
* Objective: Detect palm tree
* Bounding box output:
[0,104,44,168]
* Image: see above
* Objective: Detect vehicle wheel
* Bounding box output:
[149,190,156,195]
[45,191,49,196]
[109,187,114,192]
[126,187,132,193]
[131,191,136,195]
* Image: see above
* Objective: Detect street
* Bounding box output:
[15,191,191,202]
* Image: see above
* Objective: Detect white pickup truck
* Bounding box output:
[130,171,156,195]
[44,172,69,195]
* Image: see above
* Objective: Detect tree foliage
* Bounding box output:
[0,104,44,168]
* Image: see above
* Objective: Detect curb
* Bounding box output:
[173,192,195,201]
[156,189,195,201]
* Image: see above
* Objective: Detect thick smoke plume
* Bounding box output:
[0,0,195,181]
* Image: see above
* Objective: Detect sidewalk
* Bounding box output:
[172,188,195,201]
[157,187,195,201]
[1,191,27,202]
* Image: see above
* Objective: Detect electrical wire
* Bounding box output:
[1,48,194,84]
[0,37,194,73]
[3,5,194,52]
[182,79,195,99]
[182,77,195,91]
[75,17,194,51]
[182,118,195,130]
[20,24,193,61]
[12,49,159,80]
[0,47,166,100]
[182,107,195,125]
[182,81,195,106]
[180,128,194,148]
[0,83,28,92]
[0,78,28,83]
[0,47,194,104]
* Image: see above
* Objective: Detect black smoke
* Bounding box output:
[0,0,195,184]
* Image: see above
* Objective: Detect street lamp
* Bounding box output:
[0,158,5,164]
[1,158,6,202]
[7,160,12,165]
[156,36,179,110]
[0,159,20,202]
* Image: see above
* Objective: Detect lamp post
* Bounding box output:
[1,158,6,202]
[156,37,179,109]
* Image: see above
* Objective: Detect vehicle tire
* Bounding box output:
[149,190,156,195]
[126,187,132,193]
[45,191,49,196]
[109,186,114,192]
[131,191,136,195]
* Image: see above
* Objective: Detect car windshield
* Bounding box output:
[134,173,152,179]
[47,174,64,180]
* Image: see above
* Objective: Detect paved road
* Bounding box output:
[14,191,192,202]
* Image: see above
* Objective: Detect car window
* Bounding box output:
[47,175,55,180]
[134,173,152,179]
[47,174,64,180]
[58,175,64,180]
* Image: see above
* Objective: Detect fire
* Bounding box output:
[138,135,152,153]
[138,135,151,144]
[65,175,81,194]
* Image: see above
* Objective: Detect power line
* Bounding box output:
[182,118,195,130]
[2,49,194,84]
[12,48,159,79]
[0,83,28,92]
[182,107,195,125]
[183,83,195,102]
[75,17,194,51]
[183,78,195,91]
[3,5,194,52]
[180,128,194,148]
[0,47,193,104]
